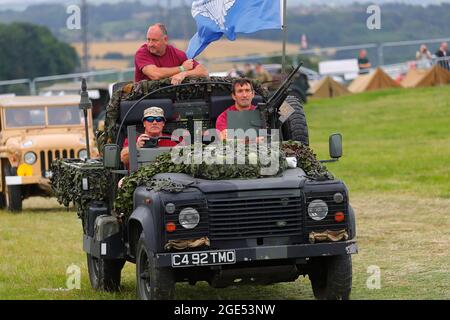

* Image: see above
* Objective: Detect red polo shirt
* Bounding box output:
[215,105,257,133]
[134,44,199,82]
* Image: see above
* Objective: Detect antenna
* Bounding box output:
[81,0,89,72]
[79,78,92,160]
[167,0,172,27]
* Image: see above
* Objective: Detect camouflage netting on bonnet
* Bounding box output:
[115,141,332,219]
[96,76,270,154]
[282,140,334,180]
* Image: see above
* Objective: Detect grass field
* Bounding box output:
[1,85,449,300]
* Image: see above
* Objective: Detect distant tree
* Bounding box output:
[0,22,79,80]
[265,55,318,71]
[103,52,124,60]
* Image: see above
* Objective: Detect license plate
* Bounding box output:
[171,250,236,268]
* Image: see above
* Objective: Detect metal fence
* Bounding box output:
[0,68,134,96]
[0,37,449,96]
[205,37,450,67]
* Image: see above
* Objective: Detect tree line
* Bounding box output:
[0,2,448,45]
[0,23,79,91]
[1,2,449,83]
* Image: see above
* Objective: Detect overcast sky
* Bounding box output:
[1,0,450,11]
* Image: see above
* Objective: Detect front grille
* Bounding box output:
[40,149,75,175]
[207,191,302,240]
[304,191,348,236]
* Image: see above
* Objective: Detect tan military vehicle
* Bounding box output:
[39,82,111,131]
[0,95,99,212]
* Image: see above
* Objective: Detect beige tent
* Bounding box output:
[401,64,450,88]
[348,67,401,93]
[309,76,350,98]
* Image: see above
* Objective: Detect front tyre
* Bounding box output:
[308,254,352,300]
[86,253,125,292]
[3,162,22,212]
[136,233,175,300]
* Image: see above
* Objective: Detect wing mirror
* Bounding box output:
[329,133,342,159]
[320,133,343,163]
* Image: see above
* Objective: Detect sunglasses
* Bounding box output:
[145,116,165,123]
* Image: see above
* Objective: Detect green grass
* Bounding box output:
[1,86,450,299]
[306,86,450,198]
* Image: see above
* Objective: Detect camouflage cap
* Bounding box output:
[142,107,165,121]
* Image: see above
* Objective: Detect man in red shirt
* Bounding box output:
[215,78,257,141]
[134,23,208,85]
[120,106,177,167]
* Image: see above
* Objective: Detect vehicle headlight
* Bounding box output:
[308,200,328,221]
[165,203,176,214]
[78,149,87,160]
[333,192,344,203]
[179,207,200,229]
[24,152,37,165]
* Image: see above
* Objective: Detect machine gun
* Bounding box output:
[259,62,303,129]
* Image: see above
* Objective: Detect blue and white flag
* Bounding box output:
[186,0,283,58]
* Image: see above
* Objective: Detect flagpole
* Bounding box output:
[281,0,287,74]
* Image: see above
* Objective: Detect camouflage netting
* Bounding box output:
[282,140,334,180]
[114,141,332,218]
[50,141,332,222]
[50,159,111,221]
[96,76,269,154]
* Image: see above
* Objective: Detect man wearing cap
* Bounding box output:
[135,23,208,85]
[120,106,177,166]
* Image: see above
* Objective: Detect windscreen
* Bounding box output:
[5,107,45,128]
[47,106,82,125]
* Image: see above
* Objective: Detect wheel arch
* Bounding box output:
[347,204,356,240]
[128,205,159,259]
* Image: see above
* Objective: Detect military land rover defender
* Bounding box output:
[51,70,357,300]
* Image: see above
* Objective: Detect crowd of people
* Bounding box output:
[227,63,273,85]
[356,41,449,75]
[413,42,450,70]
[433,42,449,71]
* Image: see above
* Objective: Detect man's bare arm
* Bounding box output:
[142,59,197,81]
[184,64,209,78]
[359,62,371,69]
[120,147,129,165]
[142,65,182,80]
[170,64,209,85]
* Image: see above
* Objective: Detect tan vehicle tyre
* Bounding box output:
[3,162,22,212]
[136,233,174,300]
[86,254,125,292]
[308,254,352,300]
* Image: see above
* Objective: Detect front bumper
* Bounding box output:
[5,175,47,186]
[155,240,358,268]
